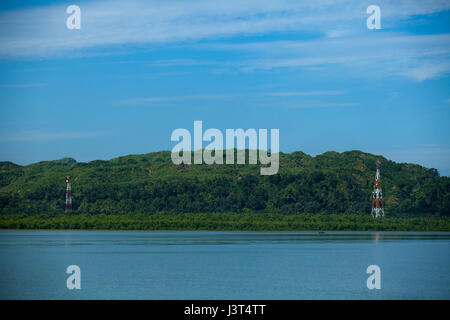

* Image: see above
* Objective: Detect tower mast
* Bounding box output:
[371,160,384,218]
[65,176,72,212]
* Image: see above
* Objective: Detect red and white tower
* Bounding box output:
[371,160,384,218]
[65,176,72,212]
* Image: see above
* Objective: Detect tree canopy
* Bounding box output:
[0,150,448,216]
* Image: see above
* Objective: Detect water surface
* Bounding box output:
[0,231,449,299]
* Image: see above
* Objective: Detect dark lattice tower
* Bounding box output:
[371,160,384,218]
[65,176,72,212]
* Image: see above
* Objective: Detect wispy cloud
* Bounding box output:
[0,83,47,88]
[118,91,348,106]
[0,0,449,58]
[155,33,450,81]
[213,34,450,81]
[118,94,237,106]
[148,59,225,67]
[259,102,359,109]
[2,0,446,84]
[0,131,105,142]
[402,62,450,81]
[264,91,343,97]
[326,29,349,39]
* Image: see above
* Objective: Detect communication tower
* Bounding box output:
[371,160,384,218]
[65,176,72,212]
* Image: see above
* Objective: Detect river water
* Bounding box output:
[0,231,448,299]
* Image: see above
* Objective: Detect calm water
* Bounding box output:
[0,231,449,299]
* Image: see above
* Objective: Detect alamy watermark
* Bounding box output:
[366,265,381,290]
[66,265,81,290]
[171,121,279,175]
[66,5,81,30]
[366,5,381,30]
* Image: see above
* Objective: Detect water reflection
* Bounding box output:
[0,231,449,247]
[374,233,382,242]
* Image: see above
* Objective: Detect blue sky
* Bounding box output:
[0,0,449,175]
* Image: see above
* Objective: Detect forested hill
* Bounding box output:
[0,150,448,216]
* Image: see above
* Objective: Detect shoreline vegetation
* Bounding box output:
[1,150,449,232]
[1,150,449,218]
[1,213,449,231]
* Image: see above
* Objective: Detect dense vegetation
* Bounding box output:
[0,150,448,220]
[1,213,449,231]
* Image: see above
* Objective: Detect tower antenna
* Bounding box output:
[65,176,72,212]
[371,160,384,218]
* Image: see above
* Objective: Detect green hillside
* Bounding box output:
[0,149,448,217]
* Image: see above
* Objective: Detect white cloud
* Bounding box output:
[118,94,237,106]
[0,131,105,142]
[148,59,225,67]
[264,91,343,97]
[118,90,350,108]
[326,30,348,39]
[259,102,359,109]
[0,0,449,58]
[1,1,448,82]
[402,62,450,81]
[0,83,47,88]
[212,34,450,81]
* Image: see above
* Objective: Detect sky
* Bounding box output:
[0,0,449,175]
